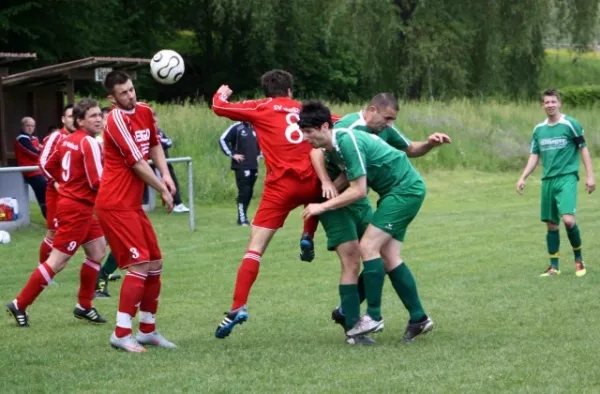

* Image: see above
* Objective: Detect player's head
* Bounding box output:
[20,117,36,135]
[104,70,136,111]
[73,98,103,135]
[261,70,293,98]
[364,93,399,132]
[541,88,561,117]
[101,106,111,128]
[62,104,75,133]
[298,100,333,148]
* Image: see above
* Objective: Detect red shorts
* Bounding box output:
[96,208,162,269]
[252,173,322,230]
[53,198,104,255]
[45,185,59,230]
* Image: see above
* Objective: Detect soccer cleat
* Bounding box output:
[110,332,147,353]
[402,316,434,343]
[331,306,345,328]
[540,266,561,277]
[300,232,315,262]
[136,330,177,349]
[94,280,111,298]
[575,260,587,277]
[215,306,249,339]
[74,305,107,324]
[6,301,29,327]
[173,204,190,213]
[108,273,122,281]
[346,314,384,338]
[345,335,376,345]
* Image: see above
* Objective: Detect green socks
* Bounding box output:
[362,258,385,320]
[339,284,360,331]
[546,230,560,269]
[566,224,583,261]
[387,263,426,323]
[96,252,118,285]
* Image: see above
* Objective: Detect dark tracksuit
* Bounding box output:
[219,122,261,224]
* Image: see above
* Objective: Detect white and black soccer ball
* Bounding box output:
[0,230,11,244]
[150,50,185,85]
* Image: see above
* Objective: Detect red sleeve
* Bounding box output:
[44,149,61,182]
[105,110,143,166]
[331,114,343,123]
[81,136,103,190]
[212,93,271,122]
[39,131,60,180]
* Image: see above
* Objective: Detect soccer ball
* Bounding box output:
[0,230,11,244]
[150,50,185,85]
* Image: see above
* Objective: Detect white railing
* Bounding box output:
[0,157,195,231]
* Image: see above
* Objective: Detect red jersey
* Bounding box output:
[40,128,70,184]
[95,102,159,211]
[44,130,103,206]
[212,94,315,181]
[14,132,42,177]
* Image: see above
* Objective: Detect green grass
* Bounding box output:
[2,170,600,393]
[542,49,600,90]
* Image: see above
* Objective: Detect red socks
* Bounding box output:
[139,269,162,334]
[115,271,147,338]
[231,250,262,310]
[77,258,101,309]
[39,237,53,264]
[16,262,55,311]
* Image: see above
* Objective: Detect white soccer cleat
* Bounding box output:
[136,330,177,349]
[172,204,190,213]
[346,314,384,338]
[110,332,147,353]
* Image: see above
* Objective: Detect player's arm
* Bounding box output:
[81,137,103,190]
[403,132,452,157]
[572,122,595,193]
[132,159,173,212]
[44,149,61,182]
[211,85,268,122]
[148,111,177,196]
[302,176,366,219]
[517,130,541,194]
[39,132,59,180]
[310,148,338,199]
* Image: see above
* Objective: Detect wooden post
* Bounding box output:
[66,78,75,105]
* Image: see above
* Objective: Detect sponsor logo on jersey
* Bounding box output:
[134,128,151,143]
[540,137,568,151]
[63,141,79,151]
[273,105,300,113]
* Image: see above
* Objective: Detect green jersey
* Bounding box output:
[530,114,586,180]
[335,111,412,150]
[332,128,422,196]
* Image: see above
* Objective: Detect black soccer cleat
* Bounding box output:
[331,306,345,328]
[108,273,122,281]
[215,307,249,339]
[74,305,107,324]
[6,301,29,327]
[299,232,315,262]
[94,280,111,298]
[402,316,434,343]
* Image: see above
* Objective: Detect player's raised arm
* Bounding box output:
[403,132,452,157]
[309,148,338,199]
[211,84,270,123]
[81,136,103,190]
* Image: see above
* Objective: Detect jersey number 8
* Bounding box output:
[284,113,303,144]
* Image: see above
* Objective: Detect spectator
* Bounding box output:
[14,117,47,218]
[219,121,261,226]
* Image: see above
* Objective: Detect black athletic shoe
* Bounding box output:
[108,273,122,281]
[74,305,107,324]
[331,306,345,328]
[402,316,434,343]
[300,232,315,262]
[6,301,29,327]
[94,280,110,298]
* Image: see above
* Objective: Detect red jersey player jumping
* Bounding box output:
[38,104,75,265]
[96,70,176,353]
[213,70,328,338]
[7,98,107,327]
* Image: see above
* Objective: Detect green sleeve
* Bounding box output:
[530,130,539,154]
[337,133,367,181]
[383,125,412,150]
[571,118,586,148]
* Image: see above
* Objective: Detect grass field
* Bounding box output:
[1,170,600,393]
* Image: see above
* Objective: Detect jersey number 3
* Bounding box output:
[61,151,72,182]
[285,113,303,144]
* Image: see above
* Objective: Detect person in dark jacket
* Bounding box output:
[14,117,47,218]
[219,121,262,226]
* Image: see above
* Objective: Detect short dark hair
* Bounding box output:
[369,93,399,111]
[261,69,293,98]
[103,70,131,93]
[541,88,561,102]
[298,100,333,129]
[63,104,74,116]
[73,98,99,128]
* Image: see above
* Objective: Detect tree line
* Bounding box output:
[1,0,598,102]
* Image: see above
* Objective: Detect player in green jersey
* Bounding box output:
[517,89,595,277]
[299,100,434,342]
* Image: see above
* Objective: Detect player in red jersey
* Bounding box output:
[6,99,108,327]
[213,70,332,338]
[96,70,176,353]
[38,105,75,265]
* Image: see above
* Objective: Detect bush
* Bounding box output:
[559,86,600,108]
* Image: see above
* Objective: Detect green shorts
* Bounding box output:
[541,174,578,224]
[319,198,373,251]
[371,180,426,242]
